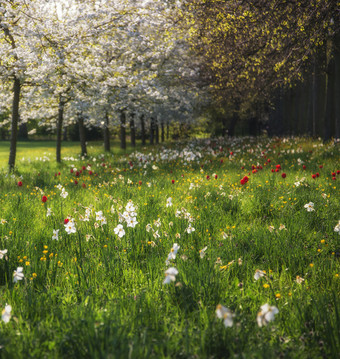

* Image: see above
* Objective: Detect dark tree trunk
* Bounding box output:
[161,122,165,142]
[334,33,340,139]
[8,77,21,171]
[78,113,87,157]
[155,119,159,144]
[56,99,65,163]
[311,59,317,136]
[324,54,335,142]
[130,115,136,147]
[150,117,154,145]
[120,110,126,150]
[166,121,169,139]
[104,111,110,152]
[63,127,67,141]
[140,114,146,145]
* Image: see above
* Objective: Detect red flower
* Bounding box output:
[275,168,280,172]
[332,172,336,177]
[138,181,142,186]
[89,171,93,175]
[58,172,61,176]
[276,164,281,170]
[337,170,340,175]
[17,181,22,187]
[303,165,306,170]
[312,174,316,179]
[74,180,78,185]
[70,168,74,174]
[281,173,286,178]
[82,183,86,188]
[171,180,175,184]
[64,218,69,224]
[75,171,80,177]
[82,166,86,170]
[215,174,218,179]
[42,195,47,203]
[206,175,210,180]
[319,165,323,169]
[316,173,320,177]
[271,169,275,173]
[332,177,336,181]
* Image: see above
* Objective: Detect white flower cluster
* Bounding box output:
[114,201,138,238]
[56,184,68,198]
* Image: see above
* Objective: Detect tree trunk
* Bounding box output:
[8,76,21,171]
[161,121,165,142]
[56,98,64,163]
[334,33,340,139]
[324,54,335,142]
[130,115,136,147]
[166,121,169,139]
[78,113,87,157]
[104,111,110,152]
[155,119,159,144]
[140,114,146,145]
[120,110,126,150]
[150,117,154,145]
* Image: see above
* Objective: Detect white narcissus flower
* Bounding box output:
[13,267,24,283]
[186,224,195,234]
[199,246,208,258]
[334,220,340,233]
[127,217,138,228]
[163,267,178,284]
[166,197,173,207]
[46,207,52,217]
[0,249,8,259]
[304,202,315,212]
[1,304,12,324]
[52,229,59,240]
[114,224,125,238]
[257,303,279,327]
[60,188,68,198]
[216,304,235,327]
[254,269,266,280]
[65,220,76,234]
[166,243,180,264]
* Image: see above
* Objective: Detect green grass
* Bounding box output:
[0,136,339,358]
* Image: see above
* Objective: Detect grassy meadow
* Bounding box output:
[0,136,339,358]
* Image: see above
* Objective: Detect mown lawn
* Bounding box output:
[0,136,339,358]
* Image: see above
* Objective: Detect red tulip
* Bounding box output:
[42,195,47,203]
[17,181,22,187]
[281,173,286,178]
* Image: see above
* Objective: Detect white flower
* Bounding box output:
[1,219,7,225]
[304,202,315,212]
[163,267,178,284]
[296,276,305,284]
[257,303,279,327]
[46,208,52,217]
[13,267,24,283]
[146,224,152,232]
[154,218,161,228]
[294,181,301,187]
[166,243,180,264]
[153,230,160,239]
[166,197,173,207]
[186,224,195,234]
[52,229,59,240]
[216,304,234,327]
[96,211,107,225]
[254,269,266,280]
[60,188,68,198]
[65,220,76,234]
[1,304,12,324]
[0,249,8,259]
[334,220,340,233]
[114,224,125,238]
[279,224,286,231]
[268,225,275,233]
[199,246,208,259]
[126,217,138,228]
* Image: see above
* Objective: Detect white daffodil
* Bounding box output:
[257,303,279,327]
[46,208,52,217]
[254,269,266,280]
[166,197,173,207]
[1,304,12,324]
[13,267,24,283]
[60,188,68,198]
[65,220,76,234]
[186,224,195,234]
[163,267,178,284]
[334,220,340,233]
[166,243,180,264]
[0,249,8,259]
[146,224,152,232]
[304,202,315,212]
[126,217,138,228]
[199,246,208,259]
[216,304,234,327]
[114,224,125,238]
[154,218,161,228]
[52,229,59,240]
